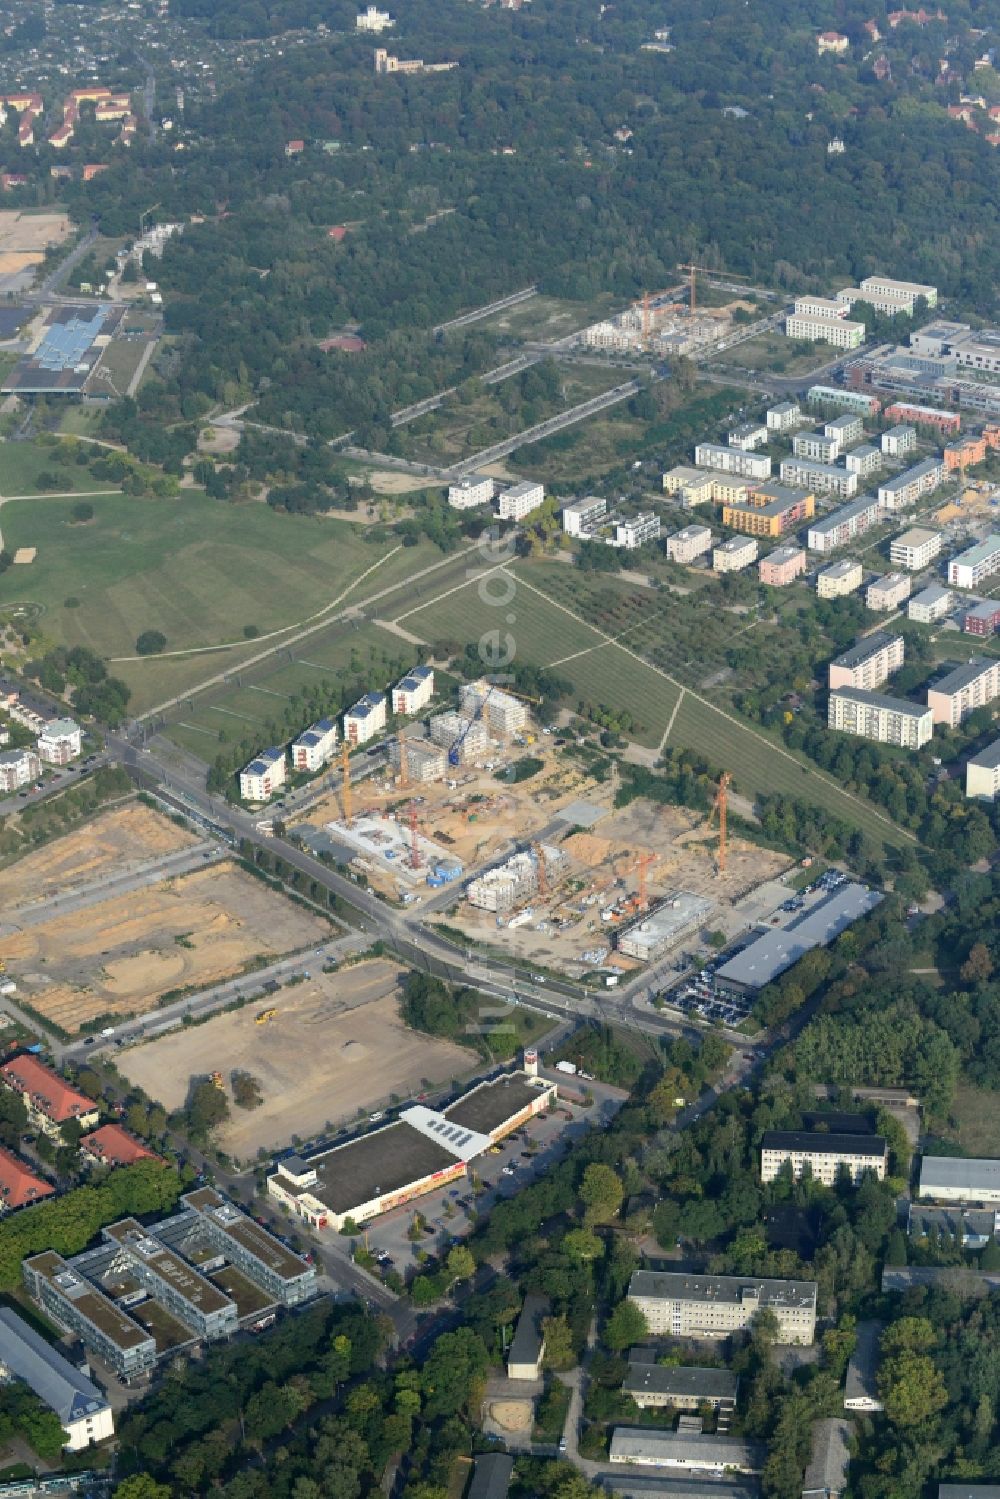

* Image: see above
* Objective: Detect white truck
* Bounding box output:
[555,1060,578,1076]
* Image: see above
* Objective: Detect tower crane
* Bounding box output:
[532,842,548,899]
[706,771,732,875]
[339,742,352,827]
[408,801,422,870]
[677,263,749,315]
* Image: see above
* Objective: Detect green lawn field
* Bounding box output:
[0,440,125,496]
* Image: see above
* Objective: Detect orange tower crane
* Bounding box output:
[677,263,748,315]
[706,771,732,875]
[340,742,352,827]
[408,801,422,870]
[398,733,410,789]
[533,842,548,899]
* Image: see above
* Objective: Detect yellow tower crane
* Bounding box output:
[706,771,732,875]
[340,742,352,827]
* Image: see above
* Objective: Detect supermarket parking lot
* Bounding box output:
[361,1077,625,1276]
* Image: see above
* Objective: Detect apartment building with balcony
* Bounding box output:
[828,687,933,748]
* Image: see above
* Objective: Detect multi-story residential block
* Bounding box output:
[927,658,1000,726]
[693,443,771,480]
[102,1219,239,1342]
[948,535,1000,589]
[807,495,879,550]
[79,1124,157,1169]
[828,687,933,748]
[0,747,39,792]
[884,401,960,435]
[23,1251,157,1380]
[496,480,544,521]
[666,525,713,564]
[344,692,387,745]
[825,412,864,446]
[817,558,864,598]
[793,430,842,463]
[794,295,849,320]
[447,474,494,510]
[727,420,768,450]
[829,632,904,691]
[0,1056,99,1138]
[866,572,911,610]
[881,424,917,456]
[614,513,660,549]
[561,495,607,535]
[944,435,988,470]
[722,484,814,538]
[391,664,434,715]
[780,458,858,497]
[966,739,1000,801]
[0,1307,113,1449]
[760,1130,887,1185]
[36,718,81,764]
[963,600,1000,637]
[713,535,758,573]
[807,386,881,416]
[786,312,865,349]
[877,457,946,511]
[662,465,714,506]
[388,737,446,782]
[623,1359,738,1413]
[239,746,287,802]
[627,1269,818,1345]
[291,718,338,774]
[759,546,806,586]
[460,680,528,736]
[766,400,802,431]
[890,527,942,570]
[841,275,938,313]
[845,443,882,478]
[181,1187,317,1306]
[908,583,953,623]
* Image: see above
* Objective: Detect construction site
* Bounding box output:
[577,266,754,358]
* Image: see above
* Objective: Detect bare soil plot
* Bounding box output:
[1,863,327,1034]
[0,802,197,911]
[119,962,473,1160]
[0,211,74,253]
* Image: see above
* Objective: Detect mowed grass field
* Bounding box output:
[0,441,123,495]
[0,493,442,711]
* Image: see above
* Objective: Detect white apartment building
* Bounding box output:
[829,687,933,748]
[807,496,880,551]
[793,430,841,464]
[291,718,338,773]
[37,718,81,764]
[727,420,767,451]
[562,495,607,536]
[866,572,911,611]
[793,295,849,321]
[817,559,864,598]
[666,525,713,564]
[391,664,434,715]
[766,401,802,432]
[780,458,858,498]
[856,275,938,312]
[890,527,942,571]
[628,1270,818,1345]
[497,480,544,521]
[713,535,758,573]
[949,535,1000,590]
[877,458,946,512]
[760,1130,887,1185]
[0,747,39,792]
[785,313,865,349]
[966,739,1000,801]
[845,444,882,478]
[829,632,904,691]
[344,692,387,745]
[662,465,714,505]
[615,513,660,549]
[448,474,494,510]
[881,425,917,457]
[356,4,395,29]
[825,413,864,446]
[908,583,953,623]
[239,747,287,802]
[693,443,771,480]
[0,1307,113,1451]
[927,658,1000,727]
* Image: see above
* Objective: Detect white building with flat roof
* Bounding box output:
[825,412,864,445]
[615,513,660,549]
[908,584,953,623]
[878,458,946,512]
[760,1130,887,1185]
[949,536,1000,590]
[890,527,942,570]
[713,535,758,573]
[562,495,607,536]
[666,525,713,564]
[356,4,394,28]
[780,458,858,498]
[807,496,879,551]
[448,474,494,510]
[828,687,932,748]
[845,444,882,479]
[786,313,865,349]
[239,747,287,802]
[794,430,842,464]
[767,401,802,431]
[497,480,544,521]
[391,665,434,715]
[881,425,917,456]
[0,747,39,792]
[693,443,771,479]
[344,692,387,745]
[966,739,1000,801]
[817,559,863,598]
[866,572,911,611]
[727,420,767,450]
[37,718,81,764]
[918,1155,1000,1204]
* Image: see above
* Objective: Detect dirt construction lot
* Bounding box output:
[119,960,473,1160]
[1,863,327,1034]
[0,803,197,911]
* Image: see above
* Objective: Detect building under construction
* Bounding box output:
[388,739,447,783]
[429,711,489,763]
[459,681,529,738]
[466,845,563,916]
[616,891,714,962]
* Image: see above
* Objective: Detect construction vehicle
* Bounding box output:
[706,771,732,875]
[254,1008,277,1026]
[678,263,749,314]
[210,1070,225,1091]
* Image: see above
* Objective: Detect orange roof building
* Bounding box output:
[0,1056,99,1131]
[82,163,108,181]
[0,1146,54,1211]
[79,1124,158,1168]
